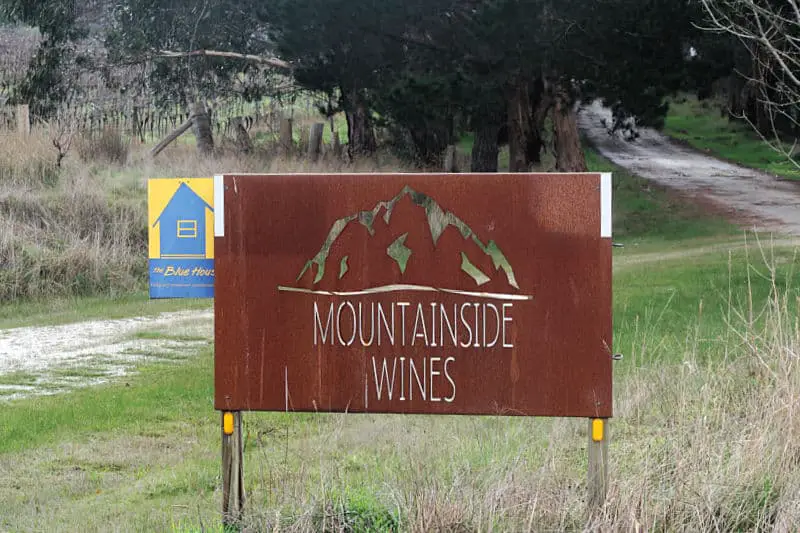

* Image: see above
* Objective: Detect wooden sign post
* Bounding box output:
[588,417,609,513]
[221,411,244,523]
[213,173,613,526]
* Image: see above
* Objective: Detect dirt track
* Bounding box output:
[0,310,213,400]
[579,101,800,237]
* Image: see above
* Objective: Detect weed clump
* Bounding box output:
[0,131,60,187]
[76,128,129,165]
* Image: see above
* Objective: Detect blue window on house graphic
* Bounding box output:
[152,182,213,258]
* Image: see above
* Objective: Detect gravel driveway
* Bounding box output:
[580,101,800,237]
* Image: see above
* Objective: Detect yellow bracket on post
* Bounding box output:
[591,418,604,442]
[223,411,235,436]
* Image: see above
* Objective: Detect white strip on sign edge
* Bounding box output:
[213,172,610,238]
[600,172,612,238]
[214,174,225,237]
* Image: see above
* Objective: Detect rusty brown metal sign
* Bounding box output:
[213,173,612,417]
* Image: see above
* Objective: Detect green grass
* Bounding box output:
[130,331,209,342]
[0,342,322,531]
[664,95,800,180]
[0,291,211,330]
[0,350,214,454]
[0,237,798,530]
[614,239,800,367]
[0,371,38,387]
[49,366,115,379]
[0,137,796,530]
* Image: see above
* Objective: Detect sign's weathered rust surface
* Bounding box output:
[214,173,612,417]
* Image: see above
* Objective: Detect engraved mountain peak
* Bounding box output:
[296,186,519,290]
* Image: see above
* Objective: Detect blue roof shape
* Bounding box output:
[153,182,214,259]
[153,182,213,227]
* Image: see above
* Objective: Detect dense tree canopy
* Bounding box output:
[105,0,275,106]
[261,0,703,169]
[265,0,441,157]
[2,0,727,168]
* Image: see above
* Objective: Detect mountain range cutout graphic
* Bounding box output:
[278,185,532,300]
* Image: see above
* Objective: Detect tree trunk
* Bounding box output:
[526,77,551,165]
[526,127,543,166]
[345,88,377,159]
[228,117,253,154]
[332,131,343,158]
[408,122,450,167]
[308,122,324,162]
[507,78,533,172]
[191,101,214,156]
[754,97,771,136]
[728,75,745,119]
[747,49,772,136]
[443,145,458,172]
[742,81,763,133]
[552,87,587,172]
[471,122,500,172]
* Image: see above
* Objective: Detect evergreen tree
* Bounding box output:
[355,0,698,171]
[265,0,429,157]
[101,0,705,169]
[0,0,82,118]
[106,0,273,106]
[457,0,698,171]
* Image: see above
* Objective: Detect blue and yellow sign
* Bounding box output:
[148,178,214,298]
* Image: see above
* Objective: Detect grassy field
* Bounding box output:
[2,125,799,530]
[0,292,211,330]
[664,95,800,180]
[1,235,798,531]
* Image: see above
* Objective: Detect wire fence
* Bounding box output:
[0,97,308,143]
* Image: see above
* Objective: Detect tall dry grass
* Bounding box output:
[594,279,800,531]
[0,126,407,302]
[75,128,130,165]
[229,245,799,532]
[0,130,60,187]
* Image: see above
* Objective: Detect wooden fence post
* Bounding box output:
[222,411,244,527]
[16,104,30,136]
[232,117,253,154]
[587,418,608,514]
[131,106,141,142]
[444,145,458,172]
[308,122,324,162]
[279,118,293,158]
[298,126,310,156]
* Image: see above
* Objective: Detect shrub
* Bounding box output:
[76,128,129,165]
[0,131,60,187]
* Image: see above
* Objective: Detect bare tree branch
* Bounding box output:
[155,49,292,71]
[699,0,800,169]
